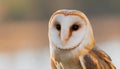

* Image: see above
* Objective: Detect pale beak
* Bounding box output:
[60,29,69,46]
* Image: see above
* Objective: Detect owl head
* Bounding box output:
[49,9,95,51]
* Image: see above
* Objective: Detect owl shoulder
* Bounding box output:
[79,47,116,69]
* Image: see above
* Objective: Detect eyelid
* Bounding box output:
[54,21,59,24]
[74,22,80,25]
[54,21,61,31]
[70,22,82,31]
[53,21,59,27]
[72,22,81,27]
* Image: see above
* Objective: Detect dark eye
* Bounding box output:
[71,24,80,31]
[56,24,61,31]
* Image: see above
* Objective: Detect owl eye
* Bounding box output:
[71,24,80,31]
[56,24,61,31]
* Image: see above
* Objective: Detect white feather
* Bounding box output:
[49,14,89,49]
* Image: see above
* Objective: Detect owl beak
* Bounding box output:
[61,30,69,46]
[61,39,67,46]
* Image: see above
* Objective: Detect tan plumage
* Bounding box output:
[80,47,116,69]
[48,9,116,69]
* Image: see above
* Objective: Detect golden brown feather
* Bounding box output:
[82,47,116,69]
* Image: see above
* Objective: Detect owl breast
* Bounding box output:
[54,57,83,69]
[52,49,83,69]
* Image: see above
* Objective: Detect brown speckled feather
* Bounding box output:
[81,47,116,69]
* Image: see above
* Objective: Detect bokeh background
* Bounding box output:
[0,0,120,69]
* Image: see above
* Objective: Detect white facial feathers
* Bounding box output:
[49,9,94,51]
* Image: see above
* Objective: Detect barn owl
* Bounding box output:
[48,9,116,69]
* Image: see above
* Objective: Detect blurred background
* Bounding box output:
[0,0,120,69]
